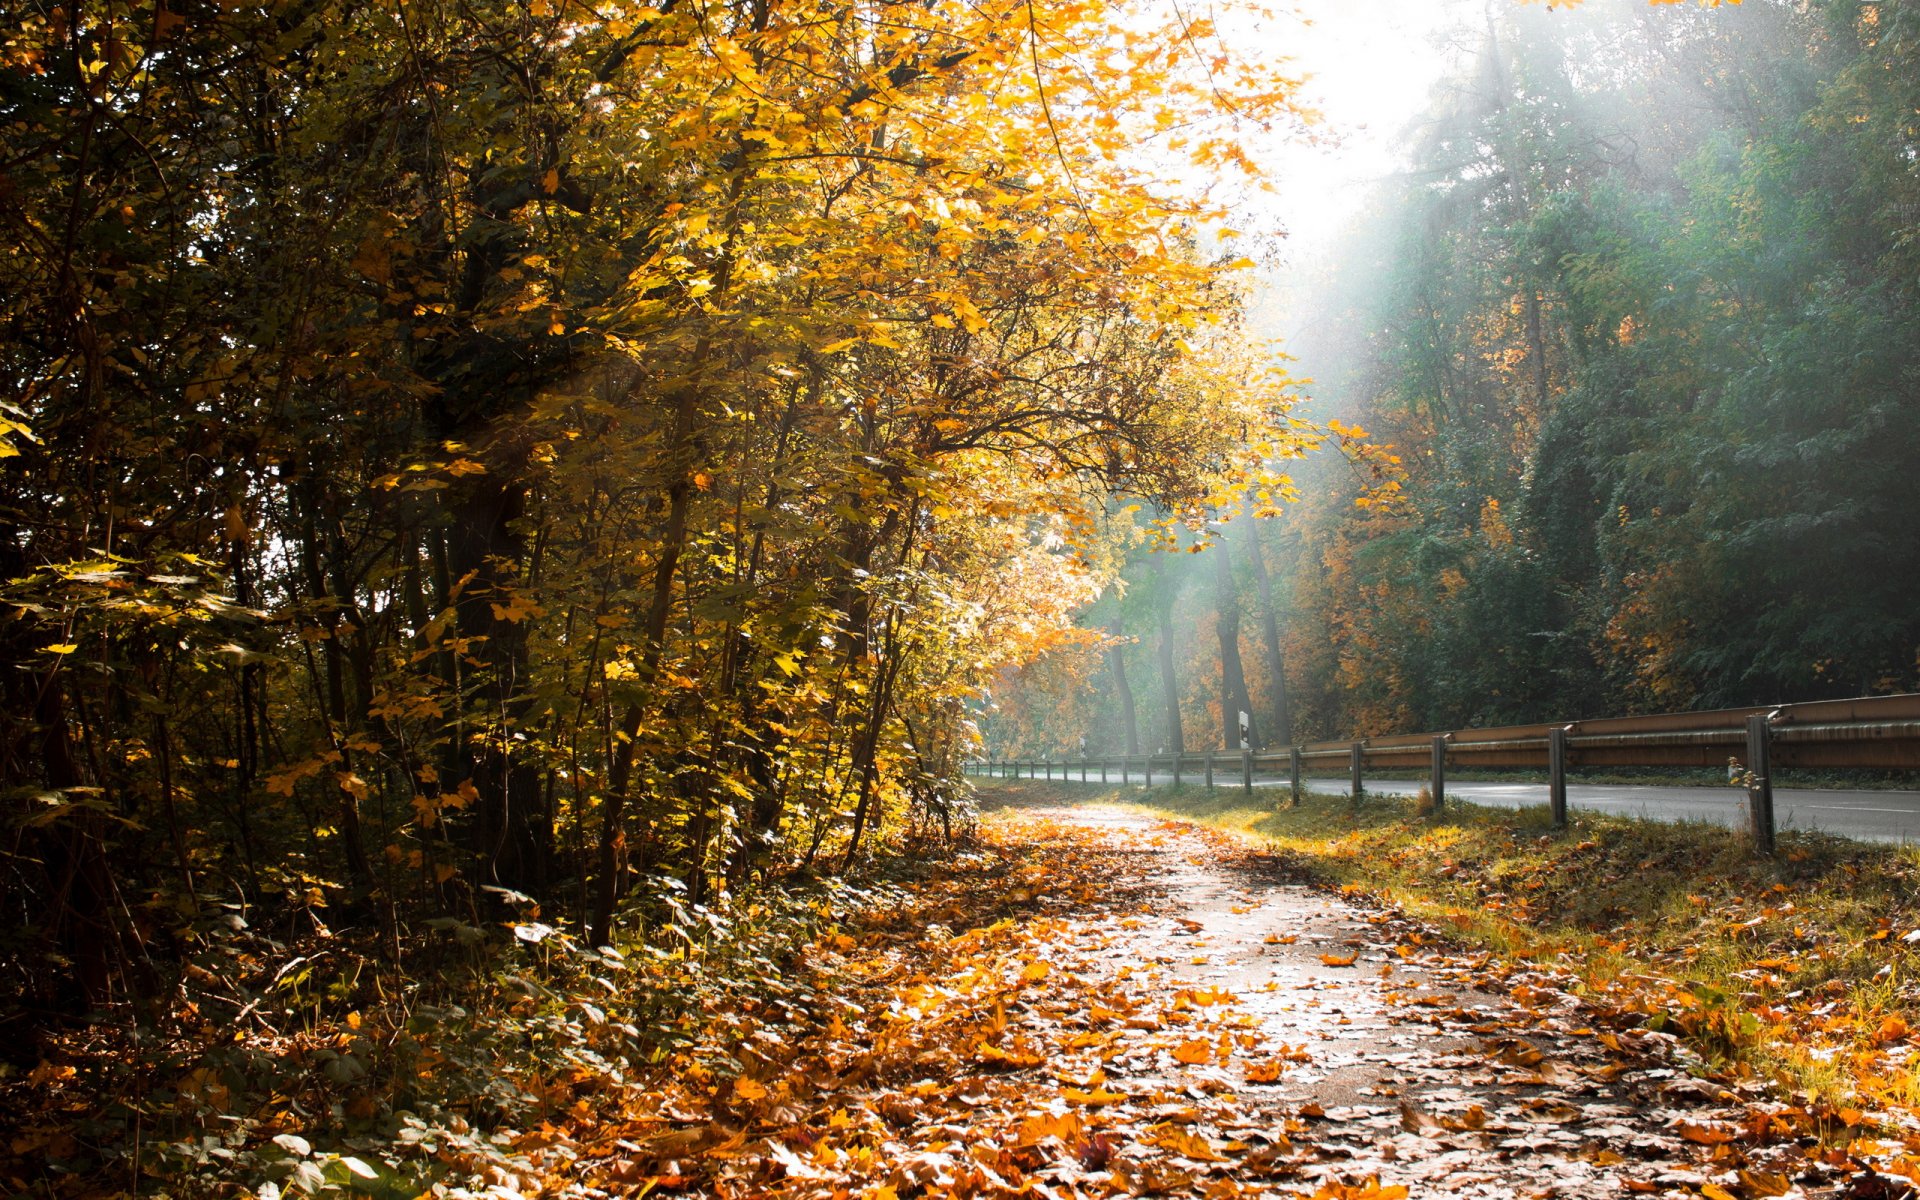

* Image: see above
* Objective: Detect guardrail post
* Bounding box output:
[1172,753,1183,789]
[1349,741,1364,807]
[1204,750,1215,790]
[1120,756,1129,786]
[1430,735,1447,815]
[1289,746,1303,807]
[1548,726,1569,829]
[1745,713,1776,857]
[1242,748,1253,796]
[1080,758,1088,783]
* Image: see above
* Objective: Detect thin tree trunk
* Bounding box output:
[591,374,701,946]
[1243,522,1293,747]
[1213,539,1256,751]
[1153,559,1185,756]
[840,611,905,871]
[1107,622,1140,756]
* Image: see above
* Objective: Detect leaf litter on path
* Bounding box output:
[579,805,1920,1198]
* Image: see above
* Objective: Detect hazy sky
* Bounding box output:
[1256,0,1474,248]
[1227,0,1485,341]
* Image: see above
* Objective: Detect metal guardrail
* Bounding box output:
[966,691,1920,857]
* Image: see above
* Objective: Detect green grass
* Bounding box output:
[978,777,1920,1115]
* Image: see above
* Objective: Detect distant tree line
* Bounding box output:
[988,0,1920,757]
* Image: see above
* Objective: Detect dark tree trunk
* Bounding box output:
[34,674,123,1015]
[445,466,547,895]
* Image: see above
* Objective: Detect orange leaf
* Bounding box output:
[1172,1039,1213,1065]
[1320,952,1358,967]
[1143,1126,1224,1162]
[975,1042,1042,1069]
[1675,1122,1738,1145]
[1736,1170,1791,1198]
[1064,1085,1129,1106]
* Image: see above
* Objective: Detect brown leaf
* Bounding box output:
[1399,1101,1440,1136]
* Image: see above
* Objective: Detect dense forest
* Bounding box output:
[988,0,1920,757]
[0,0,1310,1189]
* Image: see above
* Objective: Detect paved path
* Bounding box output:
[1297,778,1920,844]
[1000,767,1920,843]
[988,806,1805,1197]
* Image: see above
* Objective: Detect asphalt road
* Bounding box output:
[1000,765,1920,844]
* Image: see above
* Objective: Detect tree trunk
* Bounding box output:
[445,466,547,895]
[591,378,700,946]
[1212,539,1256,751]
[1243,522,1293,747]
[34,674,122,1014]
[1107,622,1141,756]
[1153,559,1185,756]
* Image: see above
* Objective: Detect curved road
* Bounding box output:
[1004,766,1920,844]
[1297,777,1920,844]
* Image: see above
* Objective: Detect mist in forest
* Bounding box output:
[985,0,1920,756]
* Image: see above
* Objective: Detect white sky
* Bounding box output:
[1221,0,1486,340]
[1258,1,1475,244]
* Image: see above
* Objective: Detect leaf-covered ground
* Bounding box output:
[569,803,1912,1198]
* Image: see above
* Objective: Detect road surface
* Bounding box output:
[993,765,1920,844]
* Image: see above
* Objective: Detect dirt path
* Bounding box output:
[1027,805,1801,1198]
[599,804,1844,1198]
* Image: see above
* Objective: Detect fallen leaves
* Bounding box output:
[519,804,1920,1198]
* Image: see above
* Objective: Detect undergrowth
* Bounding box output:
[0,859,956,1199]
